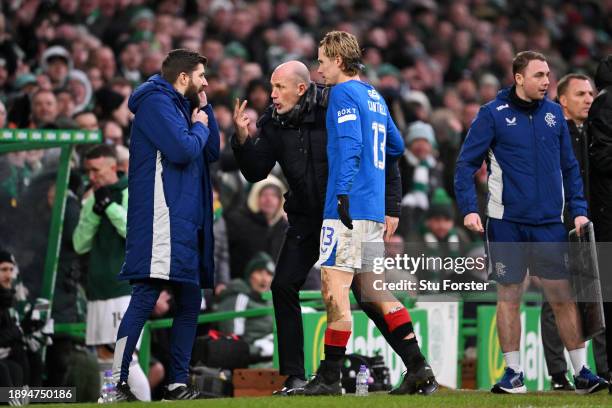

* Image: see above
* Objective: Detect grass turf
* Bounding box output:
[43,388,611,408]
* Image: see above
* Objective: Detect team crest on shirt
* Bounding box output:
[544,112,556,127]
[368,89,381,101]
[495,262,506,277]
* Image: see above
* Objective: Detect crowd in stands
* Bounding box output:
[0,0,610,399]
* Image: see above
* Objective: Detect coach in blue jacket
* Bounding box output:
[110,49,220,401]
[455,51,607,394]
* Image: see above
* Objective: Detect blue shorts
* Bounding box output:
[485,218,569,284]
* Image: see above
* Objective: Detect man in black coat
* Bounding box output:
[589,55,612,388]
[232,60,403,395]
[540,73,609,389]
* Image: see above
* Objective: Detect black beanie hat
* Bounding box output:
[0,249,15,264]
[243,252,275,279]
[95,88,125,119]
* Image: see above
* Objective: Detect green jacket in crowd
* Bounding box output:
[216,278,273,345]
[73,176,131,301]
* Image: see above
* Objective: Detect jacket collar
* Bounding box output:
[497,86,546,112]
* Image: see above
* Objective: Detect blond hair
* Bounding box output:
[319,31,362,76]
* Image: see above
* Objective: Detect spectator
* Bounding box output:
[74,110,99,131]
[10,171,91,392]
[479,73,501,103]
[91,47,117,83]
[40,46,73,91]
[407,188,472,283]
[0,249,49,388]
[0,249,27,388]
[140,50,164,78]
[94,88,131,135]
[212,183,230,296]
[86,67,104,91]
[225,175,288,279]
[245,79,271,116]
[56,89,76,120]
[404,90,432,122]
[30,90,60,128]
[102,120,124,146]
[240,63,264,89]
[0,151,38,208]
[398,121,444,237]
[216,252,275,363]
[68,70,93,113]
[0,100,6,127]
[118,42,143,86]
[115,144,129,175]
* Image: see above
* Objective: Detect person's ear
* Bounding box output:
[515,73,523,87]
[335,55,342,68]
[297,82,307,96]
[179,72,189,86]
[559,94,567,108]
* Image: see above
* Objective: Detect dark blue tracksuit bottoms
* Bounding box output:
[112,279,202,384]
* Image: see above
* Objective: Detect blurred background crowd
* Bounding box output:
[0,0,611,400]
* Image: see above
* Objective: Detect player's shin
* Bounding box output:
[383,306,426,371]
[320,267,353,381]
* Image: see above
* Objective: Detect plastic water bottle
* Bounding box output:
[355,365,369,396]
[100,370,116,403]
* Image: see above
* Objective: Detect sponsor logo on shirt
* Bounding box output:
[505,117,517,126]
[496,104,509,111]
[337,108,357,123]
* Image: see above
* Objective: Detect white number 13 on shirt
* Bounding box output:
[372,122,386,170]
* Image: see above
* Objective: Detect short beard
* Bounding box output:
[185,79,201,111]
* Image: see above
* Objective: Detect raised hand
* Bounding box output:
[233,98,250,144]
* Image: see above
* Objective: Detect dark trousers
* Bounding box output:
[0,358,24,387]
[271,217,402,377]
[592,209,612,377]
[541,301,608,376]
[115,279,202,384]
[604,302,612,376]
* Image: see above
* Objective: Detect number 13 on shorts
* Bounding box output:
[316,223,338,267]
[320,225,335,254]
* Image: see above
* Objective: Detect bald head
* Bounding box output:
[270,61,311,114]
[272,61,310,86]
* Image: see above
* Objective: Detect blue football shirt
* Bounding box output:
[323,80,404,223]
